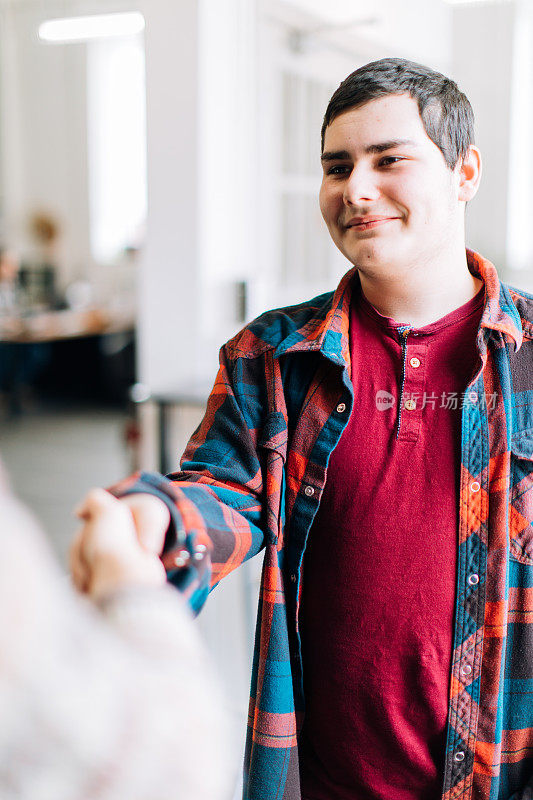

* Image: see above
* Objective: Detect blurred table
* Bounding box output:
[0,306,134,343]
[0,307,136,409]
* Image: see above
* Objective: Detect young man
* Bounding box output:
[72,58,533,800]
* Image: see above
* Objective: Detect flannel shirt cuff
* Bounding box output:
[108,471,211,615]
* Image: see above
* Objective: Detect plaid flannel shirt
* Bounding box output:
[114,249,533,800]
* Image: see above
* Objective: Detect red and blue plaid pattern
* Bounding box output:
[113,250,533,800]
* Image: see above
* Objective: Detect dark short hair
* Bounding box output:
[321,58,475,170]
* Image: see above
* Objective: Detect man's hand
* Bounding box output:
[70,489,170,601]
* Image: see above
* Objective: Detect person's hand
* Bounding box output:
[70,489,170,601]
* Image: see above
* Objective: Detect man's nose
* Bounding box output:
[343,165,380,205]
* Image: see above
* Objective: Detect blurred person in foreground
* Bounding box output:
[0,465,233,800]
[73,58,533,800]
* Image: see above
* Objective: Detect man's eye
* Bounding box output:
[326,164,351,176]
[379,156,404,166]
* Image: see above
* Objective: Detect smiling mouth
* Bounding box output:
[346,218,397,231]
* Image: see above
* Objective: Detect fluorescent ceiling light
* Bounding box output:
[38,12,145,44]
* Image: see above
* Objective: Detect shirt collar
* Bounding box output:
[273,265,357,365]
[273,249,523,362]
[467,249,523,353]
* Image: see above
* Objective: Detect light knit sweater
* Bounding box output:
[0,479,235,800]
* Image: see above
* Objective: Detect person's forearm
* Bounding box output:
[97,584,207,660]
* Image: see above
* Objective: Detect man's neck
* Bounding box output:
[357,251,484,329]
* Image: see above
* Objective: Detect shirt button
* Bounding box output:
[409,357,421,368]
[304,485,315,497]
[470,481,481,493]
[454,751,465,763]
[404,399,416,411]
[468,573,479,586]
[461,664,472,676]
[336,402,346,413]
[174,550,189,567]
[469,391,478,404]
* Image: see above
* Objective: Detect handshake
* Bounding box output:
[70,488,172,601]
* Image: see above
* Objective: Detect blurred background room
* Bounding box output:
[0,0,529,790]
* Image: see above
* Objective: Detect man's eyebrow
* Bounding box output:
[320,139,418,162]
[366,139,418,154]
[321,149,351,162]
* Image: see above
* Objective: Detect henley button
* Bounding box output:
[454,751,465,763]
[409,357,421,368]
[290,573,297,583]
[461,664,472,676]
[470,481,481,493]
[336,402,346,413]
[405,399,416,411]
[468,573,479,586]
[469,391,478,404]
[305,485,315,497]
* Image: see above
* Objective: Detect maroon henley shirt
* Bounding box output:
[299,279,485,800]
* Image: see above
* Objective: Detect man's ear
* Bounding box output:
[457,145,482,202]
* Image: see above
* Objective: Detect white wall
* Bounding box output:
[270,0,452,70]
[506,0,533,286]
[452,2,516,273]
[135,0,204,392]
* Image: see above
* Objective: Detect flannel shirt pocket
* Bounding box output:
[510,433,533,565]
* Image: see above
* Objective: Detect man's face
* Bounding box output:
[319,93,464,276]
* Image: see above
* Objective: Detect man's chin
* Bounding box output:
[344,242,398,270]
